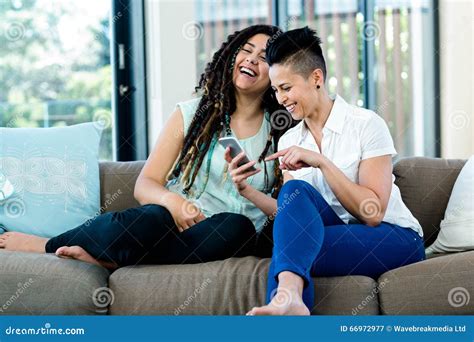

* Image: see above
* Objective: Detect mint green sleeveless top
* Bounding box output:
[166,97,275,233]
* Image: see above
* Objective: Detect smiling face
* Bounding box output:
[232,33,271,95]
[269,63,324,120]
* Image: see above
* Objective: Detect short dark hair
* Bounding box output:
[266,26,327,81]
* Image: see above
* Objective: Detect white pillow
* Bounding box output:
[426,155,474,255]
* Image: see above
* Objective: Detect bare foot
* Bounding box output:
[0,232,48,253]
[56,246,118,270]
[246,287,310,316]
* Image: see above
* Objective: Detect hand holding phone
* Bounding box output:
[218,137,256,171]
[219,137,261,194]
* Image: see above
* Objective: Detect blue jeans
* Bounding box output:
[267,180,425,311]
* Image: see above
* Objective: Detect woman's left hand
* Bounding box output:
[224,147,261,194]
[265,146,324,171]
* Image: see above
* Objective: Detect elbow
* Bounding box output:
[359,198,385,227]
[364,212,385,227]
[365,218,382,227]
[133,178,144,204]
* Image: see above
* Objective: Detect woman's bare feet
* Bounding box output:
[55,246,118,270]
[246,287,310,316]
[247,271,310,316]
[0,232,48,253]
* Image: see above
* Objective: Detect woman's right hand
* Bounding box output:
[224,147,261,194]
[167,197,206,233]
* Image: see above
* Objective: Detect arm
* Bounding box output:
[239,185,277,217]
[266,147,392,226]
[232,166,295,216]
[319,155,392,226]
[224,149,277,217]
[134,107,205,231]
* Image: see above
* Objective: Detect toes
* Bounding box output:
[252,306,278,316]
[55,246,76,258]
[251,307,266,315]
[55,246,67,255]
[246,308,255,316]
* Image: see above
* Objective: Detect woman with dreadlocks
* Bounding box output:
[0,25,290,269]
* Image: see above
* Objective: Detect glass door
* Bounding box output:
[0,0,114,160]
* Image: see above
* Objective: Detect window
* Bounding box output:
[186,0,439,158]
[0,0,114,160]
[195,0,274,79]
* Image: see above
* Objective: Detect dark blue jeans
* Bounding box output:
[45,204,257,267]
[267,180,425,311]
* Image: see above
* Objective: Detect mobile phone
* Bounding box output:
[218,137,257,171]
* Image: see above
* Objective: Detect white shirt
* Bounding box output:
[278,95,423,237]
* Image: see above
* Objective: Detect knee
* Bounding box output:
[228,214,256,255]
[227,214,256,237]
[111,204,169,237]
[278,180,319,203]
[213,213,256,243]
[138,204,169,224]
[281,179,306,193]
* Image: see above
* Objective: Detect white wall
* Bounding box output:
[439,0,473,158]
[145,0,198,150]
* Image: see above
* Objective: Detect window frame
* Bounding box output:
[111,0,149,161]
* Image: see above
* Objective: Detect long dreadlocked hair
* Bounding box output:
[168,25,296,198]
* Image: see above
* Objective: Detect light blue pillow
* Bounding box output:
[0,122,103,238]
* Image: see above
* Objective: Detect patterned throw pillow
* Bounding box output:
[0,122,103,238]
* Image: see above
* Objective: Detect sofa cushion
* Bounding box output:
[393,157,467,247]
[0,250,110,315]
[109,256,379,315]
[378,251,474,315]
[99,161,144,212]
[0,123,103,238]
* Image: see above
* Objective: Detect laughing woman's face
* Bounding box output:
[232,33,271,95]
[269,63,319,121]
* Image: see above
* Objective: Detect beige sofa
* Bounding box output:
[0,157,472,315]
